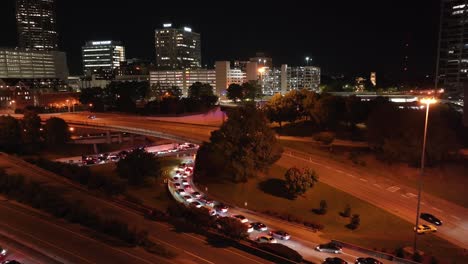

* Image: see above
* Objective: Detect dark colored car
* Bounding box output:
[269,230,291,240]
[2,261,23,264]
[420,213,442,226]
[315,242,343,254]
[252,222,267,231]
[214,203,228,213]
[355,257,382,264]
[324,257,347,264]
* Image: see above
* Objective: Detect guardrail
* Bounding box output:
[332,240,420,264]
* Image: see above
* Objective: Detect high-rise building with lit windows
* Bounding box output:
[82,41,126,79]
[436,0,468,97]
[16,0,58,51]
[155,23,201,70]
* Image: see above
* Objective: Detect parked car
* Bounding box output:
[233,214,249,223]
[355,257,382,264]
[324,257,347,264]
[269,230,290,240]
[256,235,277,243]
[414,224,437,234]
[252,222,267,231]
[315,242,343,254]
[420,213,443,226]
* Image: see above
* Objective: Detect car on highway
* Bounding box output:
[191,191,201,198]
[202,206,217,216]
[315,242,343,254]
[414,224,437,234]
[256,235,277,243]
[252,222,267,231]
[355,257,382,264]
[2,261,22,264]
[183,185,192,190]
[324,257,347,264]
[87,115,96,119]
[0,246,7,258]
[176,188,186,195]
[246,223,254,233]
[420,213,443,226]
[172,176,180,181]
[214,203,228,213]
[233,214,249,223]
[269,230,290,240]
[182,180,189,186]
[174,183,181,188]
[199,198,214,207]
[191,201,202,208]
[183,195,194,202]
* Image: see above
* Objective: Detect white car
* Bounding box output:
[191,201,202,208]
[269,230,291,240]
[176,188,186,195]
[183,195,194,202]
[256,235,277,244]
[233,214,249,223]
[182,180,190,186]
[246,223,254,233]
[202,206,217,216]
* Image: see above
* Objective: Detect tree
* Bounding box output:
[318,200,327,215]
[241,81,262,101]
[79,87,105,111]
[216,216,248,240]
[22,111,42,145]
[167,86,182,99]
[44,117,69,147]
[195,105,282,183]
[284,167,319,198]
[116,148,162,185]
[188,82,218,108]
[341,204,351,217]
[264,93,298,128]
[313,94,346,129]
[226,83,243,102]
[0,115,21,152]
[347,214,360,230]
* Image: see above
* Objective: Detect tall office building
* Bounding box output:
[280,65,321,93]
[16,0,58,51]
[82,41,126,79]
[155,23,201,70]
[436,0,468,97]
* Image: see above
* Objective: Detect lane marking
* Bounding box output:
[420,201,425,205]
[373,183,382,188]
[151,236,214,264]
[431,207,443,213]
[335,169,343,173]
[386,186,400,192]
[451,215,461,221]
[401,194,409,198]
[223,249,266,264]
[359,178,368,182]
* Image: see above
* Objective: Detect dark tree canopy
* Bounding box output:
[0,115,21,152]
[116,148,162,185]
[284,167,319,198]
[44,117,70,147]
[195,105,283,182]
[188,82,218,108]
[226,83,243,101]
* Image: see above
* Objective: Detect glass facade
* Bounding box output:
[150,69,215,96]
[155,24,201,70]
[283,65,321,92]
[82,41,126,79]
[16,0,58,51]
[436,0,468,97]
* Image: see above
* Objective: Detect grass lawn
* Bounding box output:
[89,156,182,211]
[199,163,467,263]
[280,139,468,208]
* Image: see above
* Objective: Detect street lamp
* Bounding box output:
[413,97,437,254]
[305,56,310,66]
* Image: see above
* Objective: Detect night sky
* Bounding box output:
[1,0,440,82]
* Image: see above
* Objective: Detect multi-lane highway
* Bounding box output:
[0,153,275,264]
[41,111,467,250]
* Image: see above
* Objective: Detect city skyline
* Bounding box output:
[1,0,439,82]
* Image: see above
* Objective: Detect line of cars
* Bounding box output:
[316,243,384,264]
[0,246,22,264]
[415,213,442,234]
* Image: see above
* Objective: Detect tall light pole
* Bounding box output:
[305,56,310,66]
[413,97,437,254]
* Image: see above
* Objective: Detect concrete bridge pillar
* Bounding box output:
[93,143,98,154]
[118,133,123,144]
[130,134,134,144]
[106,130,111,144]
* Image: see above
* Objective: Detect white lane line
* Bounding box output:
[184,250,215,264]
[347,174,356,178]
[420,201,425,205]
[359,178,368,182]
[335,169,343,173]
[451,215,461,220]
[151,236,214,264]
[386,186,400,192]
[432,207,443,213]
[406,193,417,198]
[223,249,266,264]
[373,183,382,188]
[401,194,409,198]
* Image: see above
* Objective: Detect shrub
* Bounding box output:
[341,204,351,217]
[412,252,423,263]
[395,247,405,258]
[313,132,335,145]
[216,217,248,240]
[319,200,328,215]
[347,214,361,230]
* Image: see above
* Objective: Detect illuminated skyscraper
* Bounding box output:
[16,0,58,51]
[155,23,201,70]
[436,0,468,97]
[82,40,126,79]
